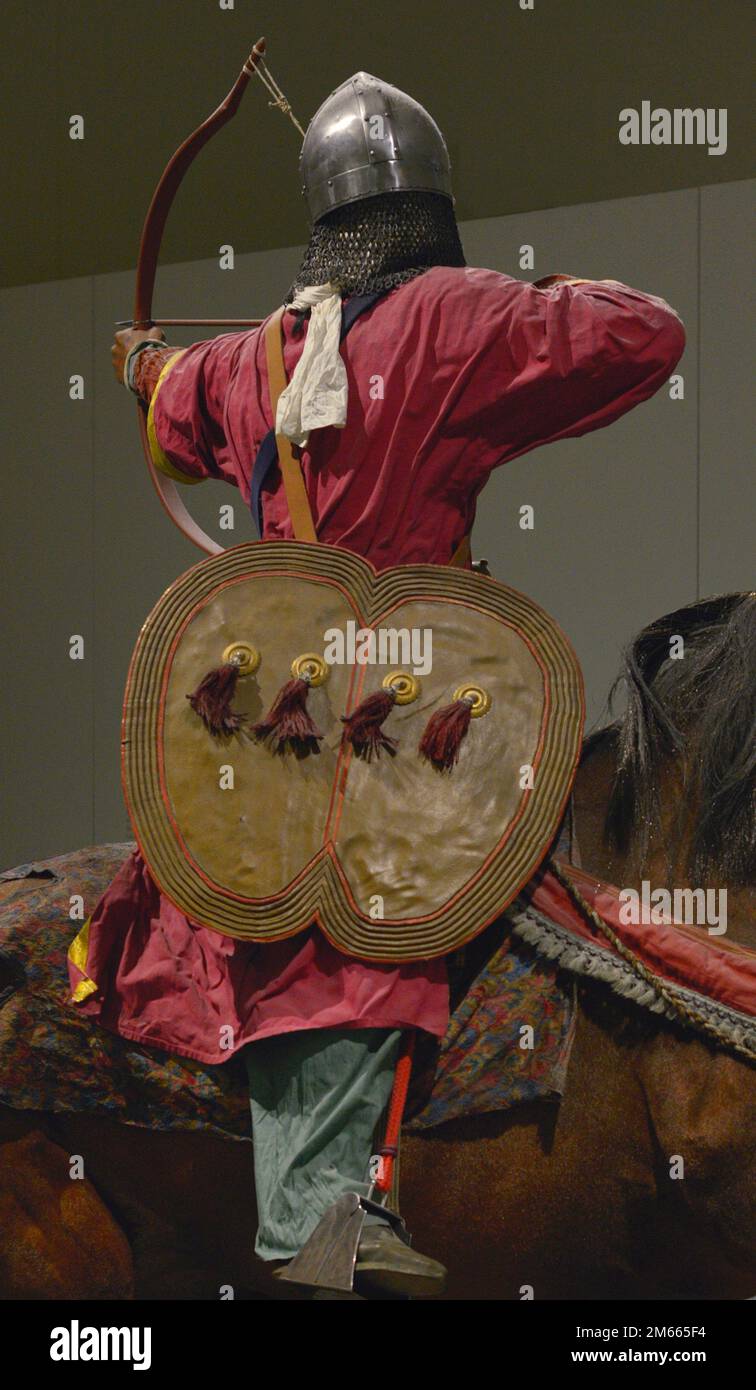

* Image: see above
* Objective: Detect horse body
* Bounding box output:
[402,1008,756,1300]
[1,595,754,1299]
[410,679,756,1301]
[5,982,751,1301]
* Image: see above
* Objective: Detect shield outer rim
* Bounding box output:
[121,540,585,961]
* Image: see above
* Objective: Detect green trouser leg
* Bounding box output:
[244,1027,401,1261]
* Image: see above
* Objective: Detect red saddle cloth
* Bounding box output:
[527,862,756,1023]
[0,844,573,1138]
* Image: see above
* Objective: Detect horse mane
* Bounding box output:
[583,592,756,887]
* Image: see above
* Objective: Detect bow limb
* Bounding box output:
[134,37,267,555]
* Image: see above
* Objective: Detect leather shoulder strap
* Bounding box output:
[264,307,318,543]
[448,534,471,568]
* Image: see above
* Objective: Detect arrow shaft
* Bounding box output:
[117,318,264,328]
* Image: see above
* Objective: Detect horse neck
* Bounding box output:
[573,742,756,952]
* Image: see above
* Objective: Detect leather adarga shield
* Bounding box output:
[122,541,584,961]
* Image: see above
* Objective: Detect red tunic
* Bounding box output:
[70,266,684,1064]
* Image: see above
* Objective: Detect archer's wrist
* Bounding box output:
[125,342,177,400]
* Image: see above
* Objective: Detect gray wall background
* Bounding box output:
[2,178,753,867]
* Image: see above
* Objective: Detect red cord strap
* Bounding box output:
[374,1031,416,1194]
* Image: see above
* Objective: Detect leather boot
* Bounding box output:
[354,1225,446,1298]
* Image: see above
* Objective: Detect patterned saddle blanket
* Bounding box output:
[0,843,575,1140]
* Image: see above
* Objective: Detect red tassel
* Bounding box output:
[251,677,323,754]
[341,688,398,761]
[186,663,246,737]
[418,698,473,771]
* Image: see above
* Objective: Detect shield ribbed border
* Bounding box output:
[122,541,584,960]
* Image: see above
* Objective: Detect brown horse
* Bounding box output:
[1,594,754,1300]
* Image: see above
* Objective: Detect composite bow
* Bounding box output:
[122,37,304,554]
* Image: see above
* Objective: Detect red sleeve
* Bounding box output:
[146,332,251,489]
[453,273,686,472]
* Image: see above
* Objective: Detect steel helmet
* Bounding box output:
[300,72,453,224]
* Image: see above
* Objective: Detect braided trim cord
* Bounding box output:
[529,861,756,1065]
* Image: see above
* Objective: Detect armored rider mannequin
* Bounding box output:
[78,69,684,1298]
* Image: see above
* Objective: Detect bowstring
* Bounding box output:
[253,58,306,138]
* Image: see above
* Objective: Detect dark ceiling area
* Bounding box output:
[5,0,753,288]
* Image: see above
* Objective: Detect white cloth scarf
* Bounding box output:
[275,282,346,448]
